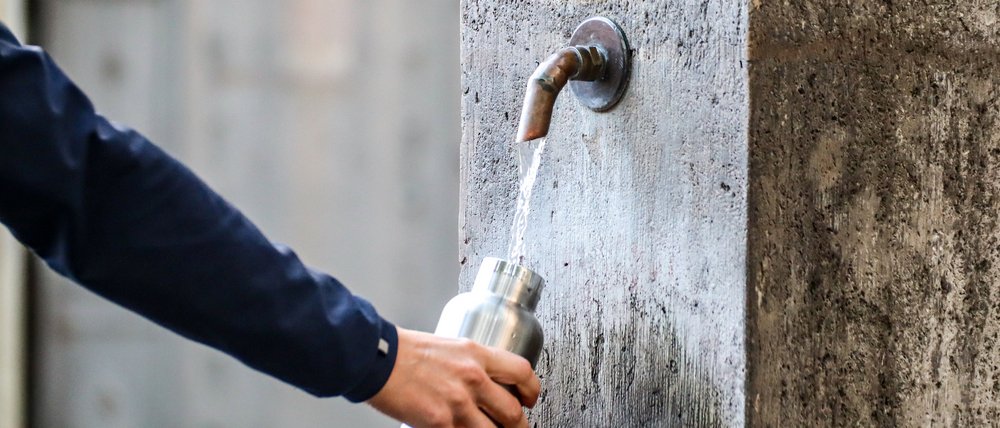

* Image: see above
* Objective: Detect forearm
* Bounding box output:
[0,22,395,400]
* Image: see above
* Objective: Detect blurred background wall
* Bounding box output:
[1,5,29,428]
[25,0,461,426]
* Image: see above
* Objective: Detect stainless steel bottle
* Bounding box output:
[435,257,545,367]
[400,258,545,427]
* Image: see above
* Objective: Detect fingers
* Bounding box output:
[476,377,529,427]
[460,407,501,428]
[479,347,541,407]
[369,329,539,428]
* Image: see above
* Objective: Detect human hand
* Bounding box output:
[367,326,541,428]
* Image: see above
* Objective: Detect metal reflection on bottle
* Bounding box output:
[435,257,545,367]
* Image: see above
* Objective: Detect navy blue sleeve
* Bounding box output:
[0,23,396,401]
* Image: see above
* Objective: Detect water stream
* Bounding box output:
[508,137,547,264]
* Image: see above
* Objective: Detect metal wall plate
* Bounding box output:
[569,17,632,112]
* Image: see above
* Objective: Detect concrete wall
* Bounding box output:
[459,1,748,425]
[748,1,1000,426]
[462,0,1000,427]
[32,0,459,427]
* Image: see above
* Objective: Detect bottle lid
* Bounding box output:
[473,257,545,310]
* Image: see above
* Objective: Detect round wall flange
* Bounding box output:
[569,17,631,112]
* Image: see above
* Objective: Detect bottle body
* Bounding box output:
[434,257,545,366]
[435,291,544,367]
[401,258,545,427]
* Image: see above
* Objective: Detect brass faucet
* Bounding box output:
[515,46,606,143]
[513,17,632,143]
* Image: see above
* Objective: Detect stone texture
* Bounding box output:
[459,1,748,425]
[748,1,1000,426]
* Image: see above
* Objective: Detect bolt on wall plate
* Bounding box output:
[569,17,632,112]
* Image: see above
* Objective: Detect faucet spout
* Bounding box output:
[512,17,632,143]
[515,46,606,143]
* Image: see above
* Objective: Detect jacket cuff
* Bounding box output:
[343,317,398,402]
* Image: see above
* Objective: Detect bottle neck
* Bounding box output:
[472,258,545,310]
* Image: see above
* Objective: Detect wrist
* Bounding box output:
[344,320,399,402]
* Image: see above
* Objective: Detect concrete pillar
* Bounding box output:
[748,2,1000,426]
[461,0,1000,426]
[459,1,748,425]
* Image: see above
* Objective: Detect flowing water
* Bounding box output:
[508,137,547,263]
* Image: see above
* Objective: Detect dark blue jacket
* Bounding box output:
[0,22,396,401]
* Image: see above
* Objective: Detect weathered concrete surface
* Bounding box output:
[748,1,1000,426]
[460,1,748,425]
